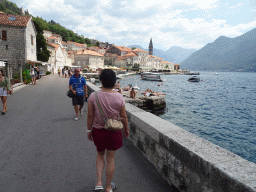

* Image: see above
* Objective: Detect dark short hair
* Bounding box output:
[0,69,4,75]
[99,69,116,88]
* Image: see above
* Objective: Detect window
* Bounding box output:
[6,45,8,50]
[31,35,33,45]
[2,30,7,40]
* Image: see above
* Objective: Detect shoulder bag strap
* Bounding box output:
[95,91,107,121]
[74,76,82,89]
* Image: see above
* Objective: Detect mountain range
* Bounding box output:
[181,28,256,72]
[128,45,196,64]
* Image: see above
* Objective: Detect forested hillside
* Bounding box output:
[0,0,92,45]
[0,0,28,15]
[181,28,256,72]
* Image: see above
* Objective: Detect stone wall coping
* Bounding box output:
[125,102,256,190]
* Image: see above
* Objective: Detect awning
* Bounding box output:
[27,60,43,64]
[42,62,50,66]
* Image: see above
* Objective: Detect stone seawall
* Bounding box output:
[87,82,256,192]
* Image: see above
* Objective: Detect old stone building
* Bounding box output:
[106,46,133,57]
[0,12,37,80]
[74,49,104,69]
[67,41,87,51]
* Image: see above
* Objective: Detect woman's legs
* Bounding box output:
[105,150,116,192]
[96,151,105,186]
[2,96,7,112]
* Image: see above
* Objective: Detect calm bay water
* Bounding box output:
[119,72,256,163]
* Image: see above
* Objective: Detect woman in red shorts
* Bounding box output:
[87,69,129,192]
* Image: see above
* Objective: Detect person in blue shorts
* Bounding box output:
[69,68,87,120]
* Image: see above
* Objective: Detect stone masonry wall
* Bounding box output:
[86,82,256,192]
[0,25,26,76]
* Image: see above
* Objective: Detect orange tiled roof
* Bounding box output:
[149,55,162,60]
[47,43,60,51]
[115,46,132,52]
[123,52,137,58]
[0,13,31,27]
[61,41,67,45]
[133,48,148,53]
[161,61,172,64]
[48,36,59,40]
[76,49,104,57]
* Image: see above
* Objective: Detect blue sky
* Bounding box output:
[11,0,256,51]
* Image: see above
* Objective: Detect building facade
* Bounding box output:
[0,12,37,80]
[74,49,104,69]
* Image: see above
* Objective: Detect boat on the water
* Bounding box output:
[188,76,200,82]
[141,72,163,82]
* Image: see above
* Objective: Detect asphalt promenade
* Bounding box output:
[0,74,178,192]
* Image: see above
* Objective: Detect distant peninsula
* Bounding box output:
[181,28,256,72]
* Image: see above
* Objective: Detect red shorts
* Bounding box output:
[92,128,123,152]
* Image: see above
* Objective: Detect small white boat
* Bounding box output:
[141,72,163,82]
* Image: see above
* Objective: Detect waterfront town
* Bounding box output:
[0,6,255,192]
[0,10,180,82]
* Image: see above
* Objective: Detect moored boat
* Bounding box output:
[188,76,200,82]
[141,72,163,82]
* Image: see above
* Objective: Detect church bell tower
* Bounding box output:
[149,38,153,55]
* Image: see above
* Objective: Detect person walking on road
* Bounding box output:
[69,68,87,121]
[0,69,11,114]
[87,69,129,192]
[62,68,64,78]
[30,67,35,85]
[58,68,61,77]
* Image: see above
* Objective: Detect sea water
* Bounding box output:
[119,72,256,163]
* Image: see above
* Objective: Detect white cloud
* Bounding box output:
[229,3,243,9]
[12,0,256,50]
[133,0,219,10]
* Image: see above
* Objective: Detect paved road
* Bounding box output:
[0,75,178,192]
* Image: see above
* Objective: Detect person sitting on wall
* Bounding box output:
[130,88,136,98]
[115,81,121,89]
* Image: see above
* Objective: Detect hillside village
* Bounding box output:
[43,30,179,73]
[0,10,180,81]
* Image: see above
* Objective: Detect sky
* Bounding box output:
[11,0,256,51]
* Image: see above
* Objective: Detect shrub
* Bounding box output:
[46,71,51,75]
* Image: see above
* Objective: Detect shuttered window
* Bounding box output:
[2,30,7,40]
[31,35,33,45]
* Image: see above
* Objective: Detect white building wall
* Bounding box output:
[25,19,37,62]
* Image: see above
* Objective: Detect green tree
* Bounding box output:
[32,17,50,62]
[131,47,136,50]
[85,38,91,45]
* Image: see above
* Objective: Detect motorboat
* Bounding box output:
[116,74,123,79]
[141,72,163,82]
[188,76,200,82]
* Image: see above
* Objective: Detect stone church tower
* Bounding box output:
[149,38,153,55]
